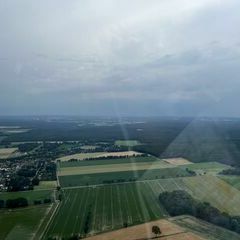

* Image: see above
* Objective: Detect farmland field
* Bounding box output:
[58,161,173,176]
[115,140,140,147]
[0,147,18,159]
[59,156,163,168]
[0,189,54,205]
[57,151,142,161]
[163,157,192,165]
[58,151,141,161]
[0,205,50,240]
[59,167,192,187]
[45,175,240,239]
[34,181,57,190]
[172,215,240,240]
[43,182,168,239]
[219,175,240,190]
[180,162,231,175]
[85,218,203,240]
[81,145,97,150]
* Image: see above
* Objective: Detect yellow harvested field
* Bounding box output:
[163,158,193,165]
[160,232,204,240]
[0,148,18,159]
[57,151,142,161]
[80,145,97,150]
[58,160,171,176]
[86,219,205,240]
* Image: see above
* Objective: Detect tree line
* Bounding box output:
[159,190,240,234]
[0,197,51,208]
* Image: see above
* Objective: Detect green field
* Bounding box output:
[43,182,168,239]
[45,175,240,239]
[59,156,162,168]
[58,161,174,176]
[0,189,54,206]
[115,140,140,147]
[182,162,231,175]
[0,205,50,240]
[59,167,192,187]
[172,215,240,240]
[219,175,240,190]
[34,181,57,190]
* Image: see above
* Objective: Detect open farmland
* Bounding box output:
[45,175,240,239]
[0,205,50,240]
[0,147,18,159]
[57,151,142,161]
[59,167,192,187]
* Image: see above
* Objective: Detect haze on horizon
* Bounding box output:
[0,0,240,117]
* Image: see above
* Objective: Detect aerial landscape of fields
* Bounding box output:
[1,0,240,239]
[1,117,240,240]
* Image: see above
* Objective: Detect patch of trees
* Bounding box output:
[102,178,137,184]
[17,166,36,178]
[0,200,4,208]
[32,177,40,186]
[41,162,57,181]
[6,197,28,208]
[220,168,240,175]
[83,207,92,235]
[185,168,196,176]
[33,198,51,205]
[152,225,161,237]
[7,175,31,191]
[159,190,240,234]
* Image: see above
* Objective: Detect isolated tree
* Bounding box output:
[152,225,161,237]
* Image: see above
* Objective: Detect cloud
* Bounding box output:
[0,0,240,116]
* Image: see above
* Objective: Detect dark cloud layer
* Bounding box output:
[0,0,240,116]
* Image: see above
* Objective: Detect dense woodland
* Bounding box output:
[2,117,240,166]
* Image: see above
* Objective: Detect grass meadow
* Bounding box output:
[0,205,50,240]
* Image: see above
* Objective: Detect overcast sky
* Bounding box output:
[0,0,240,117]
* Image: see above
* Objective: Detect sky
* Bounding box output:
[0,0,240,117]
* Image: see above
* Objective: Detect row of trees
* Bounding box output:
[1,197,29,208]
[0,197,51,208]
[220,168,240,175]
[159,190,240,234]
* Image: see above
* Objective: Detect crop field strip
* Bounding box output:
[59,156,166,168]
[172,216,240,240]
[58,167,192,187]
[58,161,174,176]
